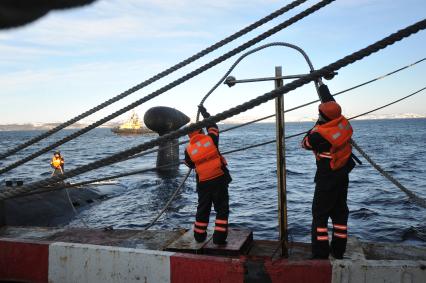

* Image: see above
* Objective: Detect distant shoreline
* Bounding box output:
[0,117,424,132]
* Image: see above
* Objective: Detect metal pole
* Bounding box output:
[274,66,288,257]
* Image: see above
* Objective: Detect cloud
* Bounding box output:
[0,59,163,91]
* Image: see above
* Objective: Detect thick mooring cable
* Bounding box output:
[0,0,332,175]
[10,86,426,218]
[123,58,426,164]
[0,18,424,200]
[0,0,308,161]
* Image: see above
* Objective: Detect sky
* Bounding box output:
[0,0,425,124]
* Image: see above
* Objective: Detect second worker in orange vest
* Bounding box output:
[184,105,232,245]
[302,86,356,259]
[50,150,65,176]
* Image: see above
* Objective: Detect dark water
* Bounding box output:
[1,119,425,246]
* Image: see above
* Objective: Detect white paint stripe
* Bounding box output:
[49,242,174,283]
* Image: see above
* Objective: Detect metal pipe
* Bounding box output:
[274,66,288,257]
[225,74,310,85]
[221,42,321,97]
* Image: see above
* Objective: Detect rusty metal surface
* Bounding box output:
[45,228,184,250]
[0,226,64,240]
[274,65,289,258]
[203,228,253,256]
[248,240,312,260]
[0,226,184,250]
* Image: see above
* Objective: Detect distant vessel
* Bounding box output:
[111,111,152,135]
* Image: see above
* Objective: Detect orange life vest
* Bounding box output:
[187,134,226,182]
[51,156,63,169]
[311,115,353,170]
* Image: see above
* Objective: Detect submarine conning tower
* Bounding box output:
[144,106,190,175]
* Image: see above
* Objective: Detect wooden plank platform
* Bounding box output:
[165,228,253,256]
[165,228,209,254]
[203,228,253,256]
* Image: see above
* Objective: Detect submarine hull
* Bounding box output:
[0,185,118,227]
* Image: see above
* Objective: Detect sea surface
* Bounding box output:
[1,118,425,246]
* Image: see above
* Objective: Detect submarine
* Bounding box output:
[0,106,190,227]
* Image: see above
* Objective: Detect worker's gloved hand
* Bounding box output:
[198,105,210,118]
[318,84,335,102]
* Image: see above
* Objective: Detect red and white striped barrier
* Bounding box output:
[0,238,425,283]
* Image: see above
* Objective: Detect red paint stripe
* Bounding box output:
[0,239,49,283]
[171,253,244,283]
[264,259,332,283]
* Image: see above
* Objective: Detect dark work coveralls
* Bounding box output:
[302,84,355,259]
[184,122,232,244]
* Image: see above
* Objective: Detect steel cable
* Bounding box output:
[0,0,308,161]
[0,0,330,174]
[0,18,424,200]
[143,170,192,230]
[351,141,426,209]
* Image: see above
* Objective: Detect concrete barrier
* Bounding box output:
[48,242,174,283]
[0,234,425,283]
[332,259,426,283]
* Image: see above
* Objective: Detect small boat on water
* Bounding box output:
[111,111,153,135]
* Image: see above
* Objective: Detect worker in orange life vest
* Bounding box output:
[50,150,64,176]
[302,84,355,259]
[184,105,232,245]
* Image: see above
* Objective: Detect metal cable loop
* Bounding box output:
[0,0,308,161]
[0,18,424,200]
[196,41,319,121]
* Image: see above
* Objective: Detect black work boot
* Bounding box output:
[194,231,207,243]
[213,231,227,245]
